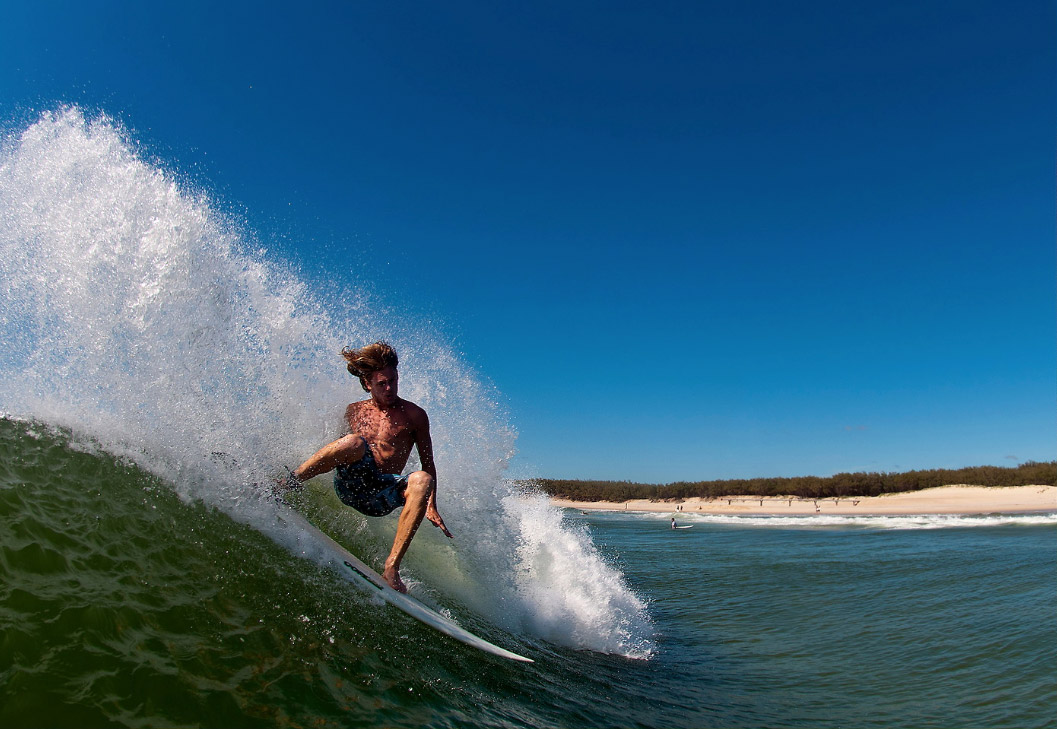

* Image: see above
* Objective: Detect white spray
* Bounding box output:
[0,108,653,657]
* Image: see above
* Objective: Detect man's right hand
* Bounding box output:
[272,470,303,498]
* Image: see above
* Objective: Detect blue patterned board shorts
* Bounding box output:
[334,445,408,517]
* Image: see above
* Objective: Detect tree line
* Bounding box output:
[527,461,1056,502]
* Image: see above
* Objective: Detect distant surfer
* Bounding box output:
[671,518,677,529]
[279,341,451,593]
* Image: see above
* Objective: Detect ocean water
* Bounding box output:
[1,109,1055,728]
[2,420,1054,728]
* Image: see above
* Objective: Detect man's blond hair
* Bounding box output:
[341,341,399,392]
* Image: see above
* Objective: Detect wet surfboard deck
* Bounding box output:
[278,507,533,663]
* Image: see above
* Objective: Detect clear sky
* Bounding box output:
[3,1,1054,483]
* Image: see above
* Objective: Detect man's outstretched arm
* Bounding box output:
[415,417,452,538]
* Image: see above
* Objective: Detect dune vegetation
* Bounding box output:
[528,461,1057,502]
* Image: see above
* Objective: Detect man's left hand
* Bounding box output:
[426,506,453,539]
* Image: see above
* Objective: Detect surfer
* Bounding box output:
[280,341,452,593]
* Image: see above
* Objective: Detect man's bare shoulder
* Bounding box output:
[343,399,375,427]
[345,400,371,419]
[398,399,430,427]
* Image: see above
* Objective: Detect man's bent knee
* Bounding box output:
[335,434,367,462]
[404,471,434,502]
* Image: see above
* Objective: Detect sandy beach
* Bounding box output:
[551,485,1057,516]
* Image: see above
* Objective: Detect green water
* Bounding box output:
[0,420,538,727]
[2,418,1055,728]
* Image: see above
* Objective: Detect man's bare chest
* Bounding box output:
[346,404,414,446]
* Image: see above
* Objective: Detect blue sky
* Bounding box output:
[3,1,1054,482]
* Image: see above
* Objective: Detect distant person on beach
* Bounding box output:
[279,341,452,593]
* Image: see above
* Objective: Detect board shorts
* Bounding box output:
[333,445,408,517]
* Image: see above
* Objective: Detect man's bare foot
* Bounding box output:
[382,565,407,593]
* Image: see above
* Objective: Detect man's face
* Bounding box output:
[366,366,399,407]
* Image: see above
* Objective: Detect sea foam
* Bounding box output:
[0,107,654,657]
[647,511,1057,530]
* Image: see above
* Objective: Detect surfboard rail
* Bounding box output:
[278,507,533,663]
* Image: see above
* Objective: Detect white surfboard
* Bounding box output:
[672,525,694,529]
[278,507,533,663]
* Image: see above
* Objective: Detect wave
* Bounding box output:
[0,107,653,657]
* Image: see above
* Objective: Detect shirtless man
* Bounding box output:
[282,341,452,592]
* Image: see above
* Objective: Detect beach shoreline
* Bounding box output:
[551,485,1057,516]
